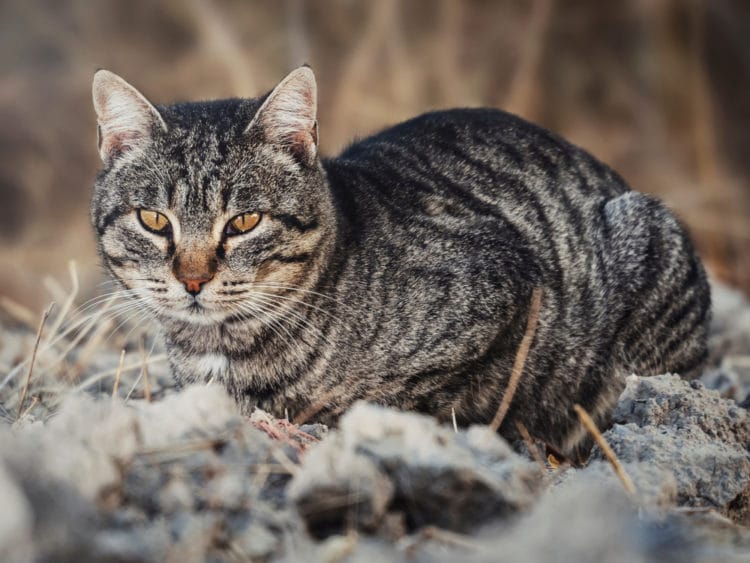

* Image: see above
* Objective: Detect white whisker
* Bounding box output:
[247,292,338,349]
[247,288,343,325]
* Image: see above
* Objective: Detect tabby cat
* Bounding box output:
[91,66,710,460]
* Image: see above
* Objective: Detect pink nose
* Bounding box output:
[179,276,212,295]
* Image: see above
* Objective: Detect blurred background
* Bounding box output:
[1,0,749,315]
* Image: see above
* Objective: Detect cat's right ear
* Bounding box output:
[245,66,318,166]
[92,70,167,163]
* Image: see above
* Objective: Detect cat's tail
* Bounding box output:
[604,192,711,380]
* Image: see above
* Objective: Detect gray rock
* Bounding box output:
[0,385,309,562]
[557,460,679,508]
[612,374,749,447]
[702,357,750,404]
[468,479,750,563]
[289,402,542,537]
[91,524,170,563]
[3,279,750,562]
[709,282,750,366]
[472,482,664,563]
[290,435,395,537]
[0,460,34,563]
[0,440,102,562]
[595,374,750,523]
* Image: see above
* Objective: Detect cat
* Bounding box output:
[91,66,710,461]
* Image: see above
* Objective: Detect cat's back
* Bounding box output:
[326,108,628,208]
[322,107,630,291]
[320,107,709,456]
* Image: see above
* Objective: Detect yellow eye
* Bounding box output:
[226,212,261,235]
[138,209,171,234]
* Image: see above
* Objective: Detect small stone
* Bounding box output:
[290,402,542,537]
[597,374,750,524]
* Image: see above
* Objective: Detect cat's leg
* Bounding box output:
[603,192,711,380]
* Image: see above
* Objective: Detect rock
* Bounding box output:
[701,355,750,404]
[312,534,404,563]
[709,282,750,366]
[612,374,749,448]
[472,482,672,563]
[470,479,750,563]
[289,402,542,537]
[299,423,329,441]
[132,384,245,448]
[595,374,750,523]
[557,460,678,508]
[0,437,101,561]
[2,279,750,560]
[290,435,395,537]
[91,524,170,562]
[0,385,307,561]
[0,460,34,563]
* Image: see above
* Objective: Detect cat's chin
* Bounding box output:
[159,305,233,326]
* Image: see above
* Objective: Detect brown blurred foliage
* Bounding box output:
[1,0,749,310]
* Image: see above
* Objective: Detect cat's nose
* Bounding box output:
[172,250,217,296]
[179,275,213,296]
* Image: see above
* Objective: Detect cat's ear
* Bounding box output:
[246,66,318,166]
[92,70,167,163]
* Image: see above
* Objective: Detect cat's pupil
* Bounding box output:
[228,212,261,235]
[138,209,170,233]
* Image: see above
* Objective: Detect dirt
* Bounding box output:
[0,281,748,562]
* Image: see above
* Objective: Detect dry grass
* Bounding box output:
[139,337,152,403]
[0,264,167,423]
[401,525,480,557]
[111,349,125,402]
[490,288,543,432]
[514,420,547,473]
[292,388,341,426]
[17,302,54,419]
[573,404,636,495]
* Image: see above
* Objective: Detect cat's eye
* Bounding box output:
[226,212,262,236]
[138,209,171,234]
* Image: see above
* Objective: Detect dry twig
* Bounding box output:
[402,525,479,557]
[112,349,125,402]
[17,302,55,420]
[292,389,339,426]
[573,403,635,495]
[490,287,543,431]
[515,420,547,472]
[139,337,151,402]
[21,396,39,419]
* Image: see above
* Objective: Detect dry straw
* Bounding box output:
[573,403,636,495]
[17,302,55,420]
[140,337,152,402]
[514,420,547,472]
[490,287,543,432]
[111,349,126,402]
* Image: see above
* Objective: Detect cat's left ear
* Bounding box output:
[246,66,318,166]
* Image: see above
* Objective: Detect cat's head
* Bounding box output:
[91,67,336,327]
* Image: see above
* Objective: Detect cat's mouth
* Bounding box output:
[154,296,231,326]
[187,301,204,313]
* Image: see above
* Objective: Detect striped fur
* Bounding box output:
[91,68,710,461]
